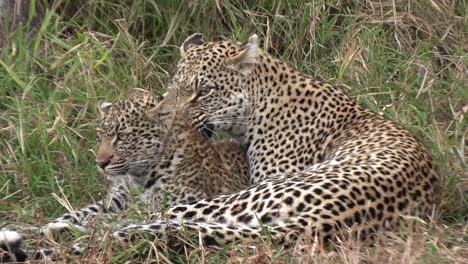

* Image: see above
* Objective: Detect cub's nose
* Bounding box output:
[96,158,111,170]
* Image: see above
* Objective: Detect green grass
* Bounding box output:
[0,0,466,263]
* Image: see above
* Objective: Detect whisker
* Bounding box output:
[127,156,171,164]
[207,120,249,126]
[207,113,251,119]
[200,127,218,143]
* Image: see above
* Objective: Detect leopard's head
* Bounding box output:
[163,33,260,137]
[96,92,165,177]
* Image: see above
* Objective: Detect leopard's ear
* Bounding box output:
[98,101,113,117]
[180,33,204,57]
[147,91,177,124]
[226,34,259,76]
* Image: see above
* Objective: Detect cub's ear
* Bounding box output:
[226,34,259,76]
[180,33,204,57]
[98,101,113,117]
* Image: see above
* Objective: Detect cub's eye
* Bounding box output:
[96,130,103,142]
[117,133,129,141]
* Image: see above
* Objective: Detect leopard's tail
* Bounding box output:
[0,230,53,262]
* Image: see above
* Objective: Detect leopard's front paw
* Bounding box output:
[111,226,135,247]
[112,223,168,249]
[40,221,86,240]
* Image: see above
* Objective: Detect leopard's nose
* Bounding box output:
[96,158,112,169]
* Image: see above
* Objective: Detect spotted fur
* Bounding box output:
[113,34,440,247]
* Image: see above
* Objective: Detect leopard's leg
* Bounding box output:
[111,178,321,247]
[112,172,410,248]
[64,187,212,256]
[112,220,304,247]
[41,176,138,237]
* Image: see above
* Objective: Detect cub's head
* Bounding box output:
[96,92,165,176]
[164,33,261,137]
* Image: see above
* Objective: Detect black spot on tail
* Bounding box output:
[202,236,219,247]
[0,246,28,262]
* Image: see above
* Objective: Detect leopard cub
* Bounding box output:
[41,91,249,237]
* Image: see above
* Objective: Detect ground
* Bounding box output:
[0,0,466,263]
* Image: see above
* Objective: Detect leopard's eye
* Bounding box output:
[117,133,129,141]
[199,86,215,97]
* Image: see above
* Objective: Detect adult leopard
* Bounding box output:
[0,91,249,261]
[113,34,440,247]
